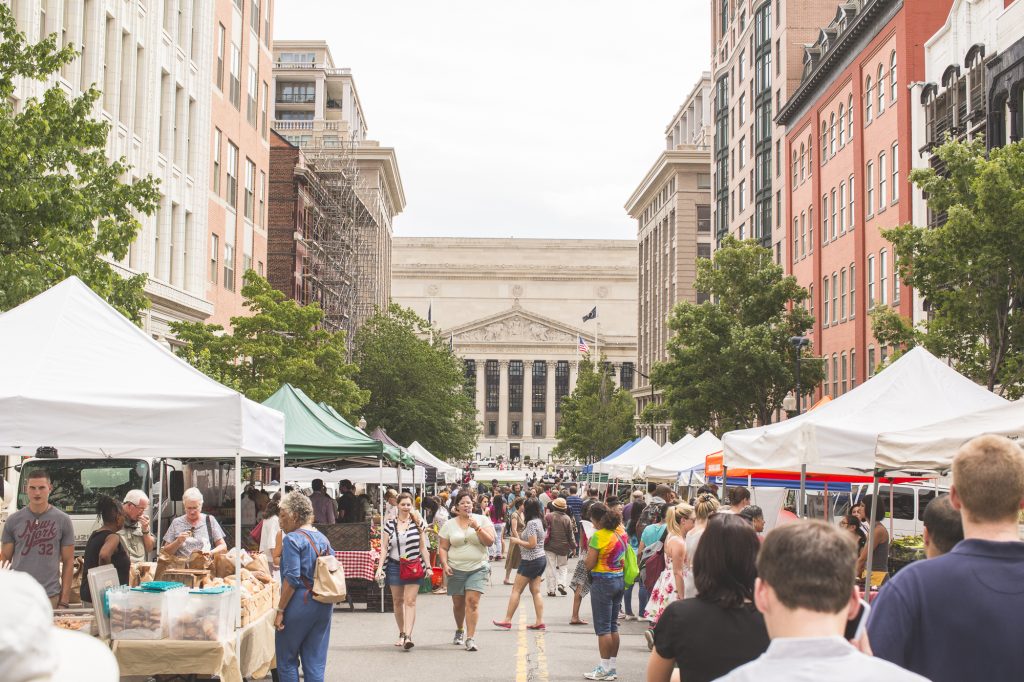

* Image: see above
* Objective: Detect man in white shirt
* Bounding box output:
[715,521,926,682]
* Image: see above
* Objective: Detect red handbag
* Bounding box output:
[397,523,426,580]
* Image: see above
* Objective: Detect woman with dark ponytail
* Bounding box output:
[581,502,628,681]
[81,496,129,605]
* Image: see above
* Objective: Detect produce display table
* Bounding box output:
[335,549,378,582]
[109,608,276,682]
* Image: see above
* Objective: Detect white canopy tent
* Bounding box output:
[601,436,670,479]
[0,277,285,459]
[876,399,1024,472]
[642,431,723,481]
[722,347,1007,475]
[407,441,461,483]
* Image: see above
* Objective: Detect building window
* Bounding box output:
[800,211,806,258]
[739,180,747,210]
[868,347,876,377]
[891,142,899,202]
[832,354,839,397]
[488,421,497,437]
[792,217,799,264]
[620,362,634,390]
[261,82,268,138]
[809,284,814,319]
[865,76,873,122]
[824,355,830,397]
[215,23,225,90]
[258,171,266,227]
[866,162,874,215]
[511,421,519,437]
[880,249,889,305]
[847,94,854,140]
[823,276,830,326]
[533,361,547,412]
[229,43,241,108]
[244,158,255,220]
[226,142,238,209]
[837,184,845,233]
[840,268,847,319]
[250,0,260,34]
[838,104,846,146]
[246,65,257,126]
[508,360,524,412]
[822,194,829,244]
[830,188,837,240]
[877,64,886,114]
[829,113,836,155]
[464,360,477,404]
[848,176,855,230]
[890,51,897,103]
[799,143,805,181]
[867,253,876,308]
[850,263,856,317]
[555,361,569,413]
[209,233,218,283]
[792,150,798,186]
[533,421,543,437]
[697,204,711,233]
[821,121,828,162]
[485,360,499,411]
[830,272,838,324]
[876,151,884,206]
[223,240,235,291]
[851,350,856,388]
[841,353,848,394]
[212,128,221,194]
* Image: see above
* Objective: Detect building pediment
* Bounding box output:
[450,304,579,345]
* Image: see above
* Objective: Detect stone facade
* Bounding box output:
[392,237,638,463]
[625,75,714,444]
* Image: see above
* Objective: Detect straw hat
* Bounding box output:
[551,497,568,511]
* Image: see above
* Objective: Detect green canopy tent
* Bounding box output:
[317,401,413,468]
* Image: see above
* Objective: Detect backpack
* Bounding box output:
[639,527,668,592]
[635,501,666,540]
[298,530,347,603]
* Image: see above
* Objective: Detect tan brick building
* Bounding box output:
[625,75,714,444]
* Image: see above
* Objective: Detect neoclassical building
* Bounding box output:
[392,237,638,463]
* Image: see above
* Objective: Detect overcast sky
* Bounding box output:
[274,1,711,240]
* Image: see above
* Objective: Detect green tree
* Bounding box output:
[872,137,1024,397]
[353,304,479,460]
[653,236,824,436]
[171,274,367,415]
[0,6,160,319]
[552,356,636,464]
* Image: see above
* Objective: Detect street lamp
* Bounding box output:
[358,416,367,431]
[789,335,810,516]
[635,369,657,441]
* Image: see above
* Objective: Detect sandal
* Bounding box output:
[404,638,415,650]
[503,580,514,585]
[527,623,546,630]
[492,620,513,629]
[569,619,588,625]
[395,632,406,647]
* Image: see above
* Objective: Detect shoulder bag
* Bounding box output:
[397,520,426,581]
[298,530,347,603]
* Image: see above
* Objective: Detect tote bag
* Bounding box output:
[299,530,347,603]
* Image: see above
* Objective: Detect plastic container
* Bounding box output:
[107,585,185,640]
[167,587,237,642]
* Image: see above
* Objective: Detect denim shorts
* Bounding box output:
[386,558,425,586]
[517,556,547,580]
[589,573,625,636]
[447,564,490,596]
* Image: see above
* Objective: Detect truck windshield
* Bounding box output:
[19,460,148,515]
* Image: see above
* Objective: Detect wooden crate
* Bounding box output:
[160,569,210,589]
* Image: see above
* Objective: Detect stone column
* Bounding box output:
[475,359,486,432]
[314,75,326,120]
[522,361,533,439]
[498,360,509,440]
[546,360,557,439]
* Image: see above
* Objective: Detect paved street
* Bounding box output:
[319,577,651,682]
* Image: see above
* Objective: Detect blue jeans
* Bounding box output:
[623,579,651,616]
[589,573,625,636]
[276,587,333,682]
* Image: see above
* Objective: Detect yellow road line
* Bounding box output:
[534,626,549,682]
[516,610,528,682]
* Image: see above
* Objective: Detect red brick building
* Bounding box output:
[777,0,954,400]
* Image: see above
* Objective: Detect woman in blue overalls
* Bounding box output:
[274,491,335,682]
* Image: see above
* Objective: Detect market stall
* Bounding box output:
[606,435,691,481]
[0,277,286,678]
[642,431,723,482]
[408,441,461,484]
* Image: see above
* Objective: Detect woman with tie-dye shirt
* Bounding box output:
[581,502,628,681]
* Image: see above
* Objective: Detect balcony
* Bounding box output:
[276,93,316,104]
[274,120,314,130]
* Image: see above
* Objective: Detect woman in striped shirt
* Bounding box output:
[375,492,430,650]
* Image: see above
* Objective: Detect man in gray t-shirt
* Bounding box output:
[1,471,76,606]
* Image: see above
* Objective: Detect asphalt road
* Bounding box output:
[316,571,651,682]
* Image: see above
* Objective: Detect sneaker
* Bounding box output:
[644,628,655,651]
[465,637,478,651]
[583,665,616,680]
[623,614,637,621]
[453,629,465,646]
[558,585,567,595]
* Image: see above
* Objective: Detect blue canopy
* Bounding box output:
[582,437,641,474]
[705,475,852,492]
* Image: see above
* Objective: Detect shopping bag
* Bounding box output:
[623,543,640,588]
[299,530,347,603]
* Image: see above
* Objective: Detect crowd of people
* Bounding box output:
[2,434,1023,682]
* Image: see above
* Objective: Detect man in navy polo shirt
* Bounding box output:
[868,434,1024,682]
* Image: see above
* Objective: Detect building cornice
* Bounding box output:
[393,237,636,249]
[353,144,406,214]
[392,264,636,283]
[777,0,900,127]
[624,147,711,216]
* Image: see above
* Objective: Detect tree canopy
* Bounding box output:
[171,274,367,416]
[653,236,823,436]
[552,356,636,464]
[0,5,160,320]
[352,304,479,460]
[873,137,1024,398]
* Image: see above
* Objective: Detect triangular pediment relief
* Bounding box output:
[450,305,579,344]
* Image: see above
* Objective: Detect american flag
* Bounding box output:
[578,335,590,353]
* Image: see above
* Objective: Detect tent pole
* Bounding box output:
[863,471,881,601]
[379,458,384,614]
[234,452,243,628]
[721,466,728,503]
[798,464,808,518]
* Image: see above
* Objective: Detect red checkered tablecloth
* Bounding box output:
[335,550,379,582]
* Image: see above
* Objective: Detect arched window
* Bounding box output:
[824,354,831,396]
[891,142,899,202]
[840,268,847,318]
[807,135,813,176]
[890,51,898,102]
[877,64,885,114]
[821,121,828,162]
[832,272,838,324]
[830,113,836,155]
[799,142,805,181]
[880,248,889,304]
[830,188,837,240]
[839,104,846,146]
[792,150,798,185]
[879,151,887,208]
[832,354,839,396]
[822,193,829,244]
[841,353,848,394]
[847,94,854,139]
[865,76,873,121]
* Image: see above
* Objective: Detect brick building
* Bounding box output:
[777,0,955,399]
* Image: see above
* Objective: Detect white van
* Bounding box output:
[834,482,950,539]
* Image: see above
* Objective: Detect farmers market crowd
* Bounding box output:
[2,434,1023,682]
